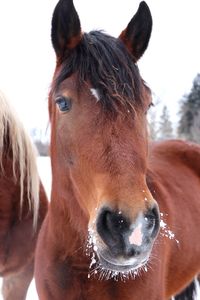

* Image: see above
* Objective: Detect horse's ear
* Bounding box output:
[51,0,82,59]
[119,1,152,62]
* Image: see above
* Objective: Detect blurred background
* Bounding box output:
[0,0,200,156]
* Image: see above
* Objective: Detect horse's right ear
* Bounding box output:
[119,1,152,62]
[51,0,82,60]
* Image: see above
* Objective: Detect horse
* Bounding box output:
[0,91,48,299]
[35,0,200,299]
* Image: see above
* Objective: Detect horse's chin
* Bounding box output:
[97,251,149,273]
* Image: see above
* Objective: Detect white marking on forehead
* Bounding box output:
[90,88,100,101]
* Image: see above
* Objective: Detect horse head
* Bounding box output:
[49,0,160,275]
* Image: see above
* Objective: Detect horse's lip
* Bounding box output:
[97,252,148,273]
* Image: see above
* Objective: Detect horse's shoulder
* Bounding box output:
[149,139,200,176]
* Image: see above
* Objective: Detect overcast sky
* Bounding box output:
[0,0,200,131]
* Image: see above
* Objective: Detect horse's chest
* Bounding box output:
[52,270,123,300]
[79,280,135,300]
[50,261,159,300]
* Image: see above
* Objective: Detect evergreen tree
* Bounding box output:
[158,105,173,140]
[147,95,161,141]
[178,74,200,142]
[191,111,200,144]
[148,109,158,141]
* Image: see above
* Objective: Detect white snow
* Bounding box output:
[37,156,52,199]
[160,214,179,244]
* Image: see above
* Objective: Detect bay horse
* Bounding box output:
[35,0,200,299]
[0,91,48,299]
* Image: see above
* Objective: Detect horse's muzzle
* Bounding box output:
[94,205,160,272]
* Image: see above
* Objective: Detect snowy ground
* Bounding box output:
[37,156,52,200]
[0,157,199,299]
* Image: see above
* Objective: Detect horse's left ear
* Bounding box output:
[119,1,152,62]
[51,0,82,59]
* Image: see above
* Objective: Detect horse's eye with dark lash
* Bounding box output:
[55,96,72,112]
[148,102,154,110]
[145,102,154,114]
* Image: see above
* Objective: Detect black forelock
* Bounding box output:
[53,30,146,114]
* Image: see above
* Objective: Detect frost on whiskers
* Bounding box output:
[160,212,179,244]
[86,228,149,282]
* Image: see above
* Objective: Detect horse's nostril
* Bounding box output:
[96,208,129,252]
[144,205,160,238]
[98,209,113,236]
[96,206,160,258]
[104,210,114,232]
[145,213,155,230]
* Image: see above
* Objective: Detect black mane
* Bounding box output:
[53,31,147,113]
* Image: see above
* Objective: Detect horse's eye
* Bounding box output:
[55,96,72,112]
[149,102,154,109]
[145,102,154,114]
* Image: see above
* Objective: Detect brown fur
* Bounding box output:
[0,92,48,299]
[35,1,200,299]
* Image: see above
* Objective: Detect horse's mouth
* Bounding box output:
[97,251,149,273]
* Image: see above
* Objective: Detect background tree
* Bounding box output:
[30,127,50,156]
[148,109,158,141]
[147,95,162,141]
[158,105,174,140]
[178,73,200,143]
[190,110,200,144]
